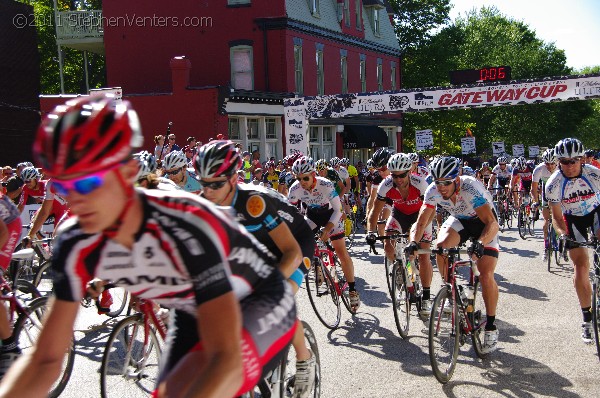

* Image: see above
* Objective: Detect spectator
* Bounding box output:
[186,137,198,156]
[242,151,252,183]
[251,168,264,186]
[168,133,180,151]
[154,135,167,161]
[182,145,194,164]
[1,176,24,204]
[251,149,261,173]
[1,167,14,182]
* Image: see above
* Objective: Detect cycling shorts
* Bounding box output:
[441,215,500,256]
[564,206,600,249]
[0,218,21,271]
[157,281,297,396]
[385,208,432,242]
[305,208,345,241]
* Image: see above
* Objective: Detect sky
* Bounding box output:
[449,0,600,71]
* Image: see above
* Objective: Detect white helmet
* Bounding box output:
[408,153,419,163]
[134,151,158,180]
[497,156,509,165]
[429,157,460,180]
[21,166,40,181]
[292,156,315,175]
[541,149,556,164]
[387,153,413,172]
[340,158,350,166]
[162,150,188,171]
[514,157,526,170]
[554,138,585,159]
[329,157,341,167]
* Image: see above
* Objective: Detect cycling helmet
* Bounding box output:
[526,159,535,168]
[162,150,188,171]
[497,156,509,165]
[408,153,419,163]
[429,157,460,180]
[462,166,475,176]
[133,151,158,180]
[20,166,40,181]
[387,153,413,172]
[481,162,489,168]
[330,157,341,167]
[340,158,350,166]
[315,159,329,171]
[584,149,595,158]
[371,148,393,168]
[265,161,276,169]
[34,96,143,177]
[514,157,526,170]
[194,140,242,179]
[292,156,315,175]
[555,138,585,159]
[541,149,557,164]
[17,162,34,169]
[366,159,374,169]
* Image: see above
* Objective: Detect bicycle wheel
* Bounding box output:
[391,261,410,339]
[506,207,514,229]
[345,217,355,250]
[305,258,341,329]
[528,210,535,236]
[32,260,52,288]
[100,314,163,398]
[283,321,321,398]
[429,285,459,384]
[469,277,489,359]
[593,278,600,360]
[14,297,75,398]
[518,207,527,240]
[334,256,355,315]
[105,288,130,318]
[384,256,393,297]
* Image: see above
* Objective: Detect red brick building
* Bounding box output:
[41,0,403,163]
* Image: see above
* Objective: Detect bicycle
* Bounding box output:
[424,245,487,384]
[490,187,512,231]
[305,233,355,330]
[343,205,358,250]
[545,216,567,271]
[516,191,536,239]
[243,320,321,398]
[370,233,424,339]
[100,293,167,398]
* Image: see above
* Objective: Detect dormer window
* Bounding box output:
[310,0,320,17]
[371,8,380,35]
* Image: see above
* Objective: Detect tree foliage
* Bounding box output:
[18,0,106,94]
[399,6,598,157]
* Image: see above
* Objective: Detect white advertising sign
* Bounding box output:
[492,142,505,156]
[461,137,476,154]
[512,144,525,157]
[415,129,434,150]
[283,97,308,156]
[528,145,540,157]
[20,204,54,240]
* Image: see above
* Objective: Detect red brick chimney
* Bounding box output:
[170,56,191,93]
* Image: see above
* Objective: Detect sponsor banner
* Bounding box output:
[529,145,540,157]
[461,137,476,154]
[283,97,308,156]
[298,74,600,119]
[89,87,122,102]
[492,142,505,156]
[512,144,525,157]
[415,129,434,150]
[20,204,54,241]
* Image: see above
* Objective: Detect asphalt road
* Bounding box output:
[47,225,600,398]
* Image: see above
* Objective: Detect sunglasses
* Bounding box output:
[434,179,454,187]
[499,163,506,166]
[165,167,183,175]
[23,179,33,184]
[52,166,118,196]
[391,171,409,179]
[559,158,580,165]
[200,180,228,190]
[296,176,311,182]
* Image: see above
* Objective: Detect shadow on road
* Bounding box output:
[73,317,123,364]
[495,274,549,302]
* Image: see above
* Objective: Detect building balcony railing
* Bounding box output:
[55,10,104,54]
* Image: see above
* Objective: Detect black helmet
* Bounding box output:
[371,148,393,168]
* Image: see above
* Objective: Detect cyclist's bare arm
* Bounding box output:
[531,181,540,203]
[0,298,79,398]
[157,292,243,398]
[336,180,346,196]
[487,174,496,189]
[367,198,385,232]
[410,205,435,243]
[474,204,499,245]
[0,220,7,248]
[26,199,53,241]
[268,222,302,279]
[549,202,568,236]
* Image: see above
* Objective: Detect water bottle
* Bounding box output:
[405,261,413,288]
[464,285,475,300]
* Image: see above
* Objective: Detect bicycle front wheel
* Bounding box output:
[592,278,600,361]
[305,258,341,329]
[469,277,489,359]
[429,285,459,384]
[14,297,75,398]
[391,261,410,339]
[283,321,321,398]
[100,314,163,398]
[517,207,527,240]
[384,256,393,297]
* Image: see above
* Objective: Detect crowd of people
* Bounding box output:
[0,94,599,397]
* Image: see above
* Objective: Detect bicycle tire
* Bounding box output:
[32,260,52,288]
[15,279,42,302]
[429,285,459,384]
[384,256,393,297]
[391,261,410,339]
[105,288,130,318]
[13,296,75,398]
[100,313,163,398]
[518,207,527,240]
[469,277,489,359]
[506,207,514,229]
[305,258,341,329]
[528,210,535,236]
[593,275,600,361]
[334,256,355,315]
[283,321,321,398]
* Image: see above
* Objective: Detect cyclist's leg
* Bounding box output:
[383,211,402,264]
[435,216,463,281]
[565,213,595,309]
[417,222,434,298]
[542,206,550,245]
[0,219,21,343]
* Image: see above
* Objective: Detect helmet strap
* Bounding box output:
[103,166,136,239]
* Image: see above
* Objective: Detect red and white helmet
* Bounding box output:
[194,140,242,179]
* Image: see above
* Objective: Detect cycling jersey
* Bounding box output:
[545,164,600,217]
[263,171,280,190]
[413,165,429,179]
[19,179,47,207]
[278,170,295,189]
[478,168,493,185]
[532,163,556,204]
[512,166,534,192]
[424,176,494,220]
[377,174,428,215]
[0,194,20,270]
[347,165,358,178]
[0,193,20,224]
[44,180,70,227]
[371,171,384,187]
[491,164,512,182]
[336,167,350,184]
[321,168,342,195]
[179,169,202,194]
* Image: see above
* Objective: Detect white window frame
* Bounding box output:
[316,49,324,95]
[308,125,335,160]
[228,117,240,140]
[371,8,380,36]
[229,116,282,160]
[391,64,397,90]
[377,62,383,91]
[310,0,320,16]
[294,44,304,95]
[360,60,366,92]
[230,45,254,90]
[341,55,348,94]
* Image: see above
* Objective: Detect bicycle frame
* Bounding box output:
[314,238,347,296]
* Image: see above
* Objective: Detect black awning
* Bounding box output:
[342,125,388,149]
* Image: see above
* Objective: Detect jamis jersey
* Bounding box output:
[491,164,512,180]
[377,174,428,215]
[532,164,556,185]
[0,194,19,224]
[424,176,494,220]
[545,164,600,216]
[51,189,280,317]
[19,179,47,206]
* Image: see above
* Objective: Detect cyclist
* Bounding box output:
[278,152,302,196]
[0,192,22,379]
[545,138,600,343]
[366,148,393,237]
[476,162,493,187]
[196,140,316,398]
[0,97,297,397]
[509,157,533,208]
[263,161,280,190]
[161,150,202,194]
[343,158,360,205]
[408,156,501,354]
[583,149,600,168]
[366,153,434,315]
[315,159,344,194]
[288,156,361,311]
[531,149,559,261]
[408,153,428,179]
[16,167,46,212]
[133,151,180,191]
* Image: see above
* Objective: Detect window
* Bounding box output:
[341,56,348,94]
[265,118,277,139]
[310,0,320,16]
[344,0,350,26]
[371,8,380,36]
[247,118,259,139]
[360,60,366,92]
[355,0,362,30]
[308,126,335,160]
[230,46,253,90]
[377,61,383,91]
[391,63,397,90]
[294,45,303,95]
[316,49,324,95]
[228,117,240,140]
[227,0,250,5]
